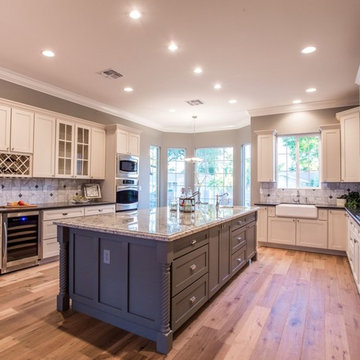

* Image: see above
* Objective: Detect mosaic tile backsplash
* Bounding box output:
[0,178,94,205]
[259,182,360,205]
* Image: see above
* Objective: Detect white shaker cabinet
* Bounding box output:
[256,130,276,182]
[320,124,341,182]
[74,124,90,178]
[0,104,11,151]
[90,128,106,179]
[55,119,74,177]
[337,107,360,182]
[268,216,296,245]
[328,210,347,251]
[33,113,56,177]
[11,108,34,153]
[257,207,268,242]
[296,219,327,249]
[117,129,140,156]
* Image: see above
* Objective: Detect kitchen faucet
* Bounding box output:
[216,192,229,208]
[293,190,300,203]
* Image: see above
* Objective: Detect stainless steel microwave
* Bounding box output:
[116,154,139,178]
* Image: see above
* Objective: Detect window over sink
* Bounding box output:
[277,134,320,189]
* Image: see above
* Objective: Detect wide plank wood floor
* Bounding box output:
[0,247,360,359]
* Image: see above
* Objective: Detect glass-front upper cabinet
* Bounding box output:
[56,119,74,177]
[75,125,90,178]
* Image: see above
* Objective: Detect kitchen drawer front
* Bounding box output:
[231,228,246,254]
[172,245,208,296]
[171,274,208,331]
[173,230,208,258]
[43,207,84,221]
[43,238,59,258]
[43,220,57,239]
[231,246,246,275]
[231,213,256,231]
[84,205,115,216]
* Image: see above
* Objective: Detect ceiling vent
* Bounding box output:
[98,69,123,79]
[185,99,204,106]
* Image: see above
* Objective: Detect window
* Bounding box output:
[195,147,233,205]
[149,145,160,208]
[277,134,320,188]
[167,148,186,204]
[242,144,251,206]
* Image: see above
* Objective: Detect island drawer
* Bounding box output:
[231,228,247,254]
[84,205,115,216]
[43,207,85,221]
[171,274,208,331]
[173,230,208,258]
[231,246,246,275]
[231,213,256,231]
[43,238,59,258]
[172,245,208,296]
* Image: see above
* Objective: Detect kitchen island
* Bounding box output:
[55,205,258,354]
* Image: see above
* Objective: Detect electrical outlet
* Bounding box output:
[103,249,110,264]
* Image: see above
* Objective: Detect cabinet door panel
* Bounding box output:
[321,128,340,182]
[33,113,56,177]
[328,210,347,251]
[56,119,74,177]
[219,223,231,284]
[0,104,11,151]
[296,219,327,249]
[116,130,128,154]
[90,128,106,179]
[257,207,268,242]
[268,217,296,245]
[11,108,34,153]
[208,226,221,298]
[246,222,256,259]
[257,133,275,182]
[128,133,140,156]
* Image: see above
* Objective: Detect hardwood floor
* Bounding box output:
[0,247,359,359]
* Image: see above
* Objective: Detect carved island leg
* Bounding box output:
[156,262,173,354]
[57,226,70,311]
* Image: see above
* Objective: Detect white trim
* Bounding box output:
[249,98,359,118]
[356,64,360,85]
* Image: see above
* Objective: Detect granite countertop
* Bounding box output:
[345,208,360,226]
[0,201,115,213]
[254,202,346,210]
[54,205,259,242]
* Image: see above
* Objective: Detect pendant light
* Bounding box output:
[185,115,202,163]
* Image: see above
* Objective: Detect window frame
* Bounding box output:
[149,145,160,208]
[276,133,321,189]
[167,148,186,205]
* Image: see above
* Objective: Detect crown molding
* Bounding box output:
[248,98,359,118]
[0,66,166,132]
[356,64,360,86]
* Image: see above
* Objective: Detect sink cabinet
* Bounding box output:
[296,219,327,248]
[268,217,296,245]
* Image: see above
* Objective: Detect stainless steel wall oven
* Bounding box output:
[116,178,139,211]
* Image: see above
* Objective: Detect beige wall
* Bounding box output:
[251,107,353,204]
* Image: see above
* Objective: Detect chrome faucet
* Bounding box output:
[293,190,300,203]
[216,192,229,208]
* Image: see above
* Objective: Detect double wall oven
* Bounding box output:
[116,153,139,211]
[1,211,40,273]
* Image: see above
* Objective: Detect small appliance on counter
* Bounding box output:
[116,178,139,211]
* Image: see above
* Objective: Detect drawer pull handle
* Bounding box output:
[98,209,103,212]
[236,237,243,242]
[189,296,196,304]
[354,239,358,244]
[190,264,197,272]
[191,240,197,246]
[237,257,242,263]
[62,213,68,216]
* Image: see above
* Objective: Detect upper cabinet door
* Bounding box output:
[33,113,56,177]
[128,133,140,156]
[56,119,74,177]
[320,125,340,182]
[257,130,276,182]
[90,128,105,179]
[0,104,11,152]
[11,107,34,153]
[116,130,128,154]
[74,124,91,178]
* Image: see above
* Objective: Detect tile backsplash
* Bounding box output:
[259,182,360,205]
[0,178,94,205]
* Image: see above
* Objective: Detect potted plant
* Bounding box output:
[345,191,360,209]
[336,194,347,207]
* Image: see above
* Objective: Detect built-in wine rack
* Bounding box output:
[0,152,31,177]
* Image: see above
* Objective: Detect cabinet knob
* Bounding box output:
[189,296,196,304]
[62,213,68,216]
[237,257,242,263]
[236,236,243,242]
[98,209,103,212]
[191,239,197,246]
[190,264,197,272]
[11,147,14,151]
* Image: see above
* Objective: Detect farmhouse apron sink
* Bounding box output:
[275,204,318,219]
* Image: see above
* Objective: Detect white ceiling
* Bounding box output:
[0,0,359,132]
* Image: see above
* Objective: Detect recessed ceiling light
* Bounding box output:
[306,87,317,93]
[168,42,178,52]
[228,99,237,104]
[129,9,141,19]
[124,87,134,92]
[301,46,316,54]
[214,83,222,90]
[169,109,176,113]
[42,49,55,57]
[193,67,203,74]
[293,99,302,104]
